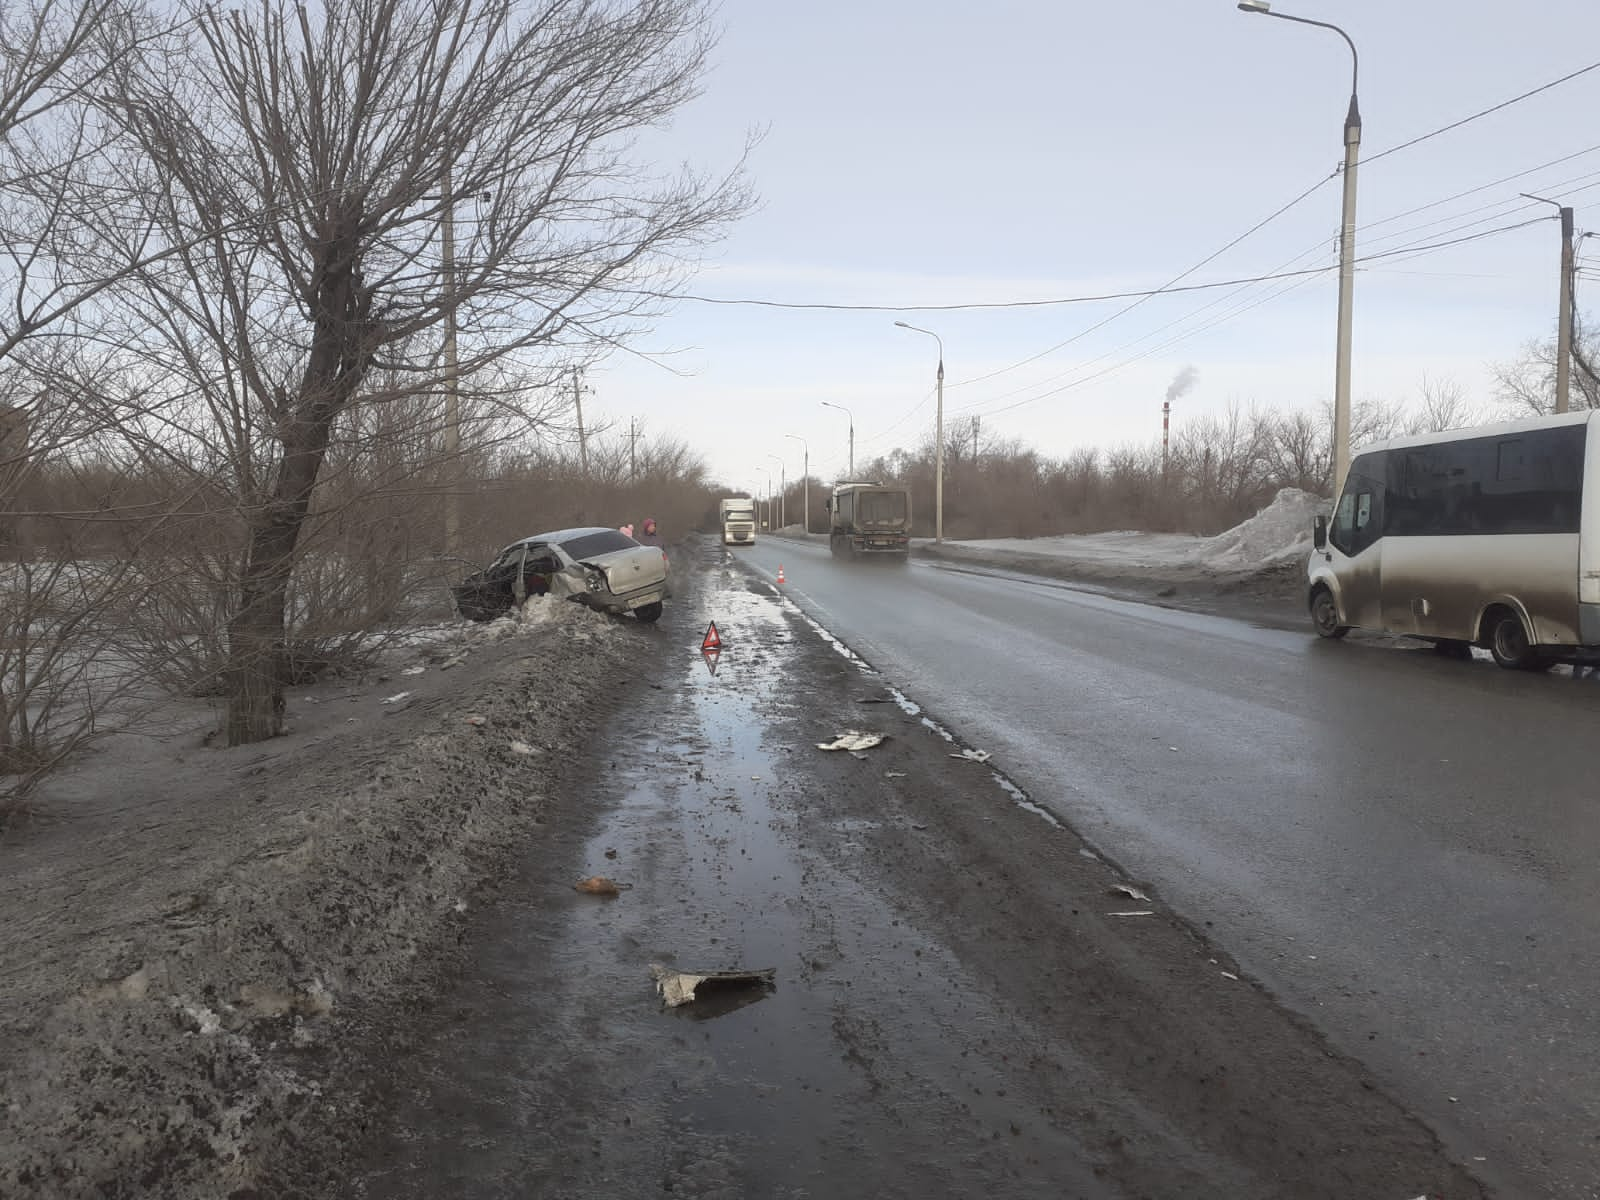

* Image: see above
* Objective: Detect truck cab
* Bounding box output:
[826,482,911,559]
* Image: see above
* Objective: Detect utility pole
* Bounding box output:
[786,433,809,534]
[973,416,981,461]
[1521,194,1575,412]
[629,417,638,482]
[570,366,589,475]
[441,170,461,554]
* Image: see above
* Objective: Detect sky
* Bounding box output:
[582,0,1600,494]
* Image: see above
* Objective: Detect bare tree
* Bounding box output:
[1492,315,1600,415]
[100,0,748,743]
[1407,373,1479,435]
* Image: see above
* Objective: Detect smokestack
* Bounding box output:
[1163,367,1196,482]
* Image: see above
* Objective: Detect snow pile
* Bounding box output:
[1194,488,1323,571]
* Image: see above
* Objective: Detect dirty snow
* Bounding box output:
[936,488,1324,575]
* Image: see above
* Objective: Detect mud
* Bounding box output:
[349,540,1486,1199]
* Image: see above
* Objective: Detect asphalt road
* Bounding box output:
[741,535,1600,1200]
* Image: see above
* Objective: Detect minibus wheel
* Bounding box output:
[1310,586,1349,639]
[1487,610,1549,671]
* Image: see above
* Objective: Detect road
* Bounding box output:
[742,535,1600,1200]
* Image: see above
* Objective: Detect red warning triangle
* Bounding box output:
[701,621,722,652]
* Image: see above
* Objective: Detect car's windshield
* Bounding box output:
[558,530,635,559]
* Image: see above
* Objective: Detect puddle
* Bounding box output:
[362,570,1112,1198]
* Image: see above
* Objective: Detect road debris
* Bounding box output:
[401,666,426,676]
[507,740,536,756]
[885,771,907,779]
[464,715,487,727]
[817,731,885,752]
[950,748,992,764]
[573,876,621,897]
[380,691,411,705]
[649,963,776,1008]
[1220,971,1239,981]
[1107,911,1155,917]
[1110,883,1150,902]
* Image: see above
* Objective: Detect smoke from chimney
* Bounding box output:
[1166,366,1198,405]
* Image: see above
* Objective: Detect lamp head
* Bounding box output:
[1237,0,1270,11]
[893,320,911,329]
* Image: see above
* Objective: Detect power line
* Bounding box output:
[1364,60,1600,167]
[944,170,1338,389]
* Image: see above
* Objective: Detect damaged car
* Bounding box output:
[452,527,668,624]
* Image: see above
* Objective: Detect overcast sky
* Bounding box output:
[586,0,1600,494]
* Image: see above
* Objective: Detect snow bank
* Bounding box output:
[1193,488,1322,571]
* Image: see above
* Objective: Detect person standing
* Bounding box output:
[637,517,670,595]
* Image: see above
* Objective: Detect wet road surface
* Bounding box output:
[356,547,1483,1199]
[742,536,1600,1199]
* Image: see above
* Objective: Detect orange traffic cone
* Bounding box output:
[776,565,786,585]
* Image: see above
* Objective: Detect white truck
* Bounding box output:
[719,497,757,546]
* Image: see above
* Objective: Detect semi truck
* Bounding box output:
[719,497,757,546]
[826,482,911,558]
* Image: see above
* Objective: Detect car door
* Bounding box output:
[1327,466,1385,630]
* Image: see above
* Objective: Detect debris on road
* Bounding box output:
[817,731,886,752]
[1221,971,1239,981]
[649,963,777,1008]
[507,740,536,756]
[1107,910,1155,918]
[401,666,426,676]
[885,771,907,779]
[949,748,992,764]
[1110,883,1151,902]
[464,715,487,727]
[573,876,621,897]
[380,692,411,705]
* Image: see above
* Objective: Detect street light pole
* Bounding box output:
[821,401,854,477]
[1238,0,1360,495]
[768,453,786,531]
[786,433,809,534]
[895,321,945,542]
[755,467,770,531]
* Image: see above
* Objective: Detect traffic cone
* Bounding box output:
[776,565,786,585]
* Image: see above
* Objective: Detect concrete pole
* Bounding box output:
[1558,206,1575,413]
[786,433,809,533]
[441,172,460,554]
[572,366,588,476]
[1333,97,1360,496]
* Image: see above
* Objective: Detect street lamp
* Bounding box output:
[767,452,786,531]
[754,467,771,530]
[785,433,810,534]
[820,401,854,478]
[894,321,945,543]
[1237,0,1360,495]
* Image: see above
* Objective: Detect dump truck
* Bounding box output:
[826,482,911,558]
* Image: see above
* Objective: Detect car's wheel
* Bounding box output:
[634,602,663,623]
[1309,586,1349,639]
[1487,609,1547,670]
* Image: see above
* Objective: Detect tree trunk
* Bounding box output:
[224,230,367,746]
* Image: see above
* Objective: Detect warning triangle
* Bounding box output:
[701,621,722,652]
[700,649,721,677]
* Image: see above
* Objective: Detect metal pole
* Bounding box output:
[894,322,945,542]
[441,171,460,554]
[822,402,854,479]
[786,433,809,534]
[935,355,944,542]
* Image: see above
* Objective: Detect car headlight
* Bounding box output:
[585,569,606,592]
